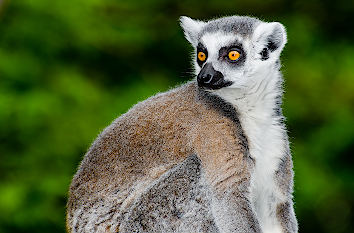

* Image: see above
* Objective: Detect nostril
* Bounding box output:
[203,74,213,84]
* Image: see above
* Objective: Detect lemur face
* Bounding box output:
[195,32,249,90]
[180,16,287,91]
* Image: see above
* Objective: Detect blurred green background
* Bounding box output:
[0,0,353,232]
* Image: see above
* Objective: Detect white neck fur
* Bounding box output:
[215,67,287,233]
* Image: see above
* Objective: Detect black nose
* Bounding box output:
[201,73,213,84]
[197,63,232,90]
[197,63,221,86]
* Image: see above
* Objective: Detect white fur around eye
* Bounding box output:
[200,32,241,60]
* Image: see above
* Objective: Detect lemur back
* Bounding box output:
[67,83,248,232]
[67,15,298,233]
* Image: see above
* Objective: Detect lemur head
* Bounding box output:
[180,16,287,91]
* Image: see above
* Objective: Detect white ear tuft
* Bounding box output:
[252,22,287,58]
[180,16,206,46]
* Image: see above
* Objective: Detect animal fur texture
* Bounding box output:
[67,15,298,233]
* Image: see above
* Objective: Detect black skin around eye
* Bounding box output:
[218,44,246,65]
[197,43,208,67]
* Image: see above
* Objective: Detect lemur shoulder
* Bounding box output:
[67,15,298,233]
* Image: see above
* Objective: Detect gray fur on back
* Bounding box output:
[120,155,218,233]
[199,16,261,39]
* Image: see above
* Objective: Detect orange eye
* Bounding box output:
[198,51,206,62]
[228,51,240,61]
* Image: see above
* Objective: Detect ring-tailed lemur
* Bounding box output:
[67,15,298,233]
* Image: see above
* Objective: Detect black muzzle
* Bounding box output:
[197,63,232,90]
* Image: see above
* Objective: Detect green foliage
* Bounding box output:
[0,0,353,232]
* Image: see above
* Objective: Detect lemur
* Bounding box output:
[67,15,298,233]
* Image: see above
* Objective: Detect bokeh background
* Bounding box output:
[0,0,353,232]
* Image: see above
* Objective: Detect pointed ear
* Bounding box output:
[180,16,206,46]
[252,22,287,60]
